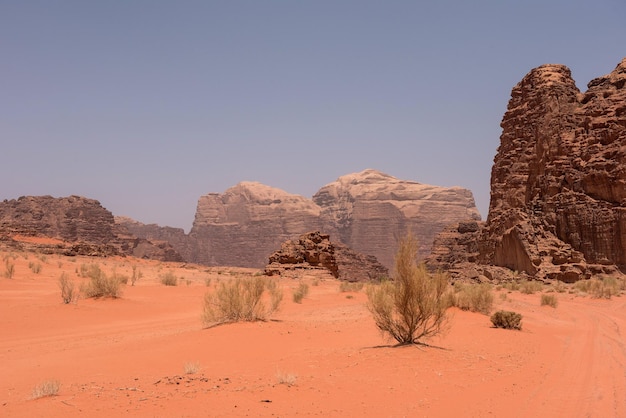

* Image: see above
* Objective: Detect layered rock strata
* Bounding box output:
[0,195,183,261]
[188,170,480,269]
[430,58,626,281]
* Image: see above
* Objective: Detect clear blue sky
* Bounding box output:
[2,1,624,231]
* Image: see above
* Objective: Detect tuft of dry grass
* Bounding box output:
[339,281,364,292]
[28,262,42,274]
[520,280,544,294]
[81,264,122,298]
[4,258,15,278]
[184,361,201,375]
[160,271,178,286]
[540,293,558,308]
[450,282,494,314]
[58,272,77,304]
[202,276,283,327]
[574,277,625,299]
[31,380,60,399]
[292,282,309,303]
[276,371,297,387]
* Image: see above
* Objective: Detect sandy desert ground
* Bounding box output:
[1,245,626,417]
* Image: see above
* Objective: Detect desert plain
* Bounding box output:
[2,240,626,417]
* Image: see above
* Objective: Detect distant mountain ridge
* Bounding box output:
[118,169,481,270]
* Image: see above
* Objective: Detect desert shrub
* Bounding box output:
[184,361,200,375]
[81,264,122,298]
[131,266,142,286]
[540,293,558,308]
[276,371,297,387]
[160,271,178,286]
[574,277,622,299]
[490,310,522,330]
[204,277,212,287]
[201,276,283,327]
[292,282,309,303]
[366,233,448,345]
[111,268,129,285]
[311,278,320,286]
[29,262,42,274]
[4,259,15,278]
[502,281,520,292]
[339,281,364,292]
[520,280,543,294]
[31,380,60,399]
[58,273,77,304]
[451,283,494,314]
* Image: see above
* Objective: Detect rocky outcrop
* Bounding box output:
[431,58,626,282]
[313,169,481,269]
[189,171,480,269]
[264,231,389,281]
[115,216,192,261]
[189,182,324,267]
[0,195,183,261]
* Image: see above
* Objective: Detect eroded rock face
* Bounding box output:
[189,171,480,269]
[189,182,324,267]
[313,169,481,269]
[0,196,183,261]
[479,58,626,280]
[264,231,389,281]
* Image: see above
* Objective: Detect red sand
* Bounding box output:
[1,252,625,417]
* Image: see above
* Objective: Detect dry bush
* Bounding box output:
[450,282,494,314]
[58,273,77,304]
[81,264,122,298]
[520,280,544,294]
[4,259,15,278]
[276,371,297,387]
[31,380,60,399]
[160,271,178,286]
[131,265,142,286]
[292,282,309,303]
[339,281,364,292]
[202,276,283,327]
[29,262,42,274]
[540,293,558,308]
[366,233,448,345]
[184,361,200,375]
[574,277,623,299]
[490,310,522,330]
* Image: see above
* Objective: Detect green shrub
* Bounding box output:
[292,282,309,303]
[160,271,178,286]
[451,283,494,314]
[366,233,448,345]
[202,276,283,327]
[540,293,558,308]
[490,310,522,330]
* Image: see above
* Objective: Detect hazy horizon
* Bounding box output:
[3,1,625,232]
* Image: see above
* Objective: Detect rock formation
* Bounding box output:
[429,57,626,282]
[313,169,481,268]
[189,182,324,267]
[0,195,183,261]
[264,231,389,281]
[188,170,480,269]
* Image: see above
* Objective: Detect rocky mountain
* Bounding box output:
[0,195,183,261]
[429,57,626,281]
[185,170,480,269]
[313,169,481,269]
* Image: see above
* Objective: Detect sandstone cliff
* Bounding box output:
[314,169,481,269]
[430,57,626,281]
[0,196,183,261]
[189,182,324,267]
[188,171,480,269]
